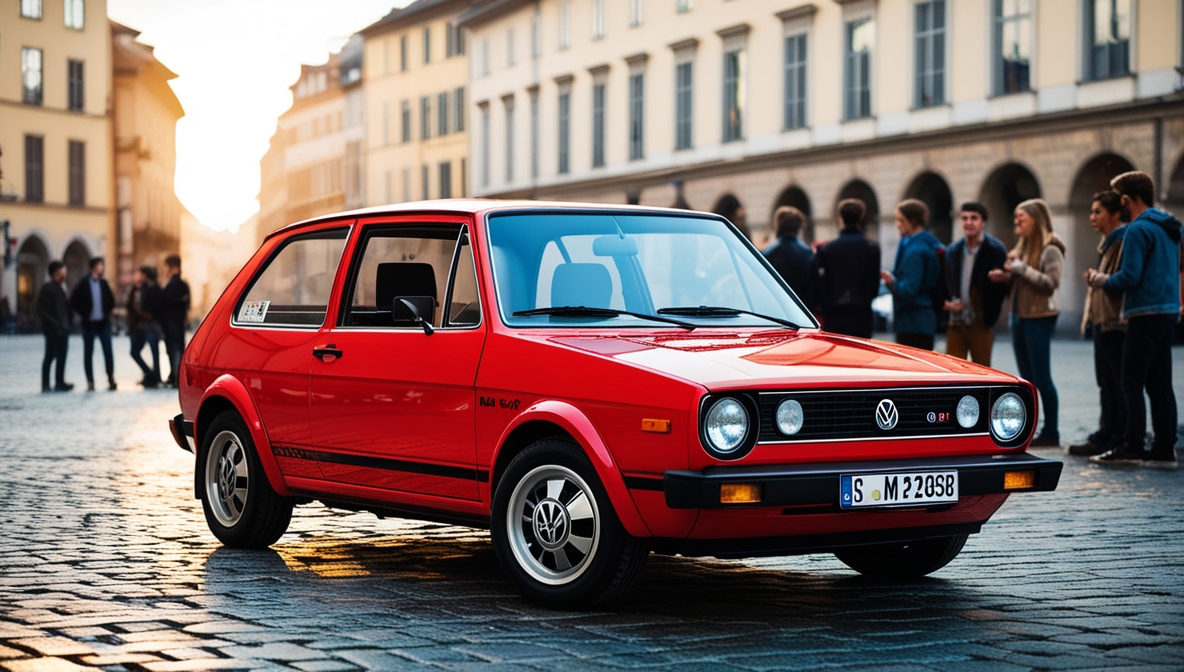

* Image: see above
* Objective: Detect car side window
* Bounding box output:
[445,234,482,327]
[235,228,348,327]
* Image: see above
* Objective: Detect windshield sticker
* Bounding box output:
[239,300,270,323]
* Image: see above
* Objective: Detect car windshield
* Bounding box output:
[486,211,817,329]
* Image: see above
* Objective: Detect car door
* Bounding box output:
[309,218,486,501]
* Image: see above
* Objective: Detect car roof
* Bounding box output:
[265,199,722,242]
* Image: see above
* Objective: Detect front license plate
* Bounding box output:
[840,471,958,509]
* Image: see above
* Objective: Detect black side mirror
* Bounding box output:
[392,296,435,335]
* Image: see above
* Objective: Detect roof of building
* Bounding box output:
[361,0,470,36]
[454,0,533,28]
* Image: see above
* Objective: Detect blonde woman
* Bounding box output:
[988,199,1065,447]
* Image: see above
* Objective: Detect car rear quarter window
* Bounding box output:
[234,228,349,328]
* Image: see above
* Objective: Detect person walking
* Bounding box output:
[988,199,1065,447]
[160,254,191,388]
[763,206,819,310]
[816,199,881,338]
[1067,191,1128,457]
[881,199,943,350]
[942,202,1009,366]
[36,260,74,392]
[1088,171,1181,469]
[127,266,163,388]
[69,256,117,392]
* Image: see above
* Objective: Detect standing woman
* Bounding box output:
[989,199,1065,447]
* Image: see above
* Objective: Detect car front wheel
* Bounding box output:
[492,439,648,607]
[833,533,969,579]
[199,411,293,548]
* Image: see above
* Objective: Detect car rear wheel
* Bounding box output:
[199,411,293,548]
[833,533,969,579]
[492,438,648,607]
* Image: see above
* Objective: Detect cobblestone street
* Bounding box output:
[1,333,1182,671]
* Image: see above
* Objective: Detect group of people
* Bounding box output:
[36,254,190,393]
[763,170,1181,469]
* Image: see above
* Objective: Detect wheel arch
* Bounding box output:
[490,401,652,538]
[194,375,291,499]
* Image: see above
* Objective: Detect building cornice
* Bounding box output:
[624,52,649,67]
[362,0,472,37]
[716,23,751,40]
[454,0,534,30]
[0,98,108,120]
[775,5,818,22]
[667,38,699,53]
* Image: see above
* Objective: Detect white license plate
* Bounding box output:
[840,471,959,508]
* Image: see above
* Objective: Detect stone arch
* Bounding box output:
[1067,152,1136,272]
[15,235,51,326]
[978,162,1042,248]
[902,171,955,244]
[770,185,814,243]
[834,179,881,240]
[1164,150,1184,213]
[62,238,93,296]
[713,193,750,239]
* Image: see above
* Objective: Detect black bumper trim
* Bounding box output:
[169,414,195,454]
[651,522,984,559]
[662,453,1061,509]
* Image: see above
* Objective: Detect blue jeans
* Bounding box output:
[82,319,115,384]
[130,328,161,384]
[1011,314,1058,441]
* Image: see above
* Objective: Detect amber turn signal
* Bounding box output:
[720,483,762,504]
[641,418,672,433]
[1003,470,1036,490]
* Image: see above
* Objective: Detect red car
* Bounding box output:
[169,200,1060,606]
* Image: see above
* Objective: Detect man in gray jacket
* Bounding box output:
[37,261,74,392]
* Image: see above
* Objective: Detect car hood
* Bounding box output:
[544,330,1016,390]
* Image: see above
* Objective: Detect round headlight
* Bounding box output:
[776,399,804,435]
[990,392,1026,441]
[705,398,749,453]
[956,395,980,429]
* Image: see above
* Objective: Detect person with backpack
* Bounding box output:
[881,199,943,350]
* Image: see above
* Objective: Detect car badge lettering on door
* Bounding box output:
[876,399,899,430]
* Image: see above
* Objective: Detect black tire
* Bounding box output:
[198,411,293,548]
[834,533,969,579]
[491,438,649,607]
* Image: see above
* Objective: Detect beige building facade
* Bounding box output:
[459,0,1184,333]
[1,0,113,329]
[362,0,471,207]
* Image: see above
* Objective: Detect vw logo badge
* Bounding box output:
[876,399,899,430]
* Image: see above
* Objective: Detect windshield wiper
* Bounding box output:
[513,306,695,330]
[657,305,801,330]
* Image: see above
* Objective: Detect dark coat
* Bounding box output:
[943,233,1010,329]
[37,280,71,336]
[763,235,818,309]
[890,229,943,336]
[815,228,882,337]
[127,281,164,332]
[69,275,116,322]
[161,275,191,325]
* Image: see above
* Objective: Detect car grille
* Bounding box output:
[757,387,991,443]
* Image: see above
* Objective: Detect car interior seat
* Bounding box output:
[376,262,438,326]
[551,263,613,309]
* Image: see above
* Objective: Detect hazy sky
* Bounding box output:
[107,0,404,231]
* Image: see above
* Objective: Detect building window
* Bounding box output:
[68,59,84,111]
[21,0,41,19]
[438,91,449,136]
[481,105,491,187]
[677,0,694,14]
[454,87,466,132]
[422,164,430,200]
[446,23,457,58]
[22,47,43,105]
[439,161,452,198]
[993,0,1031,95]
[507,27,516,67]
[629,73,644,160]
[505,98,515,183]
[722,49,744,142]
[915,0,945,108]
[69,140,85,206]
[64,0,83,28]
[460,158,467,197]
[844,17,874,120]
[401,100,411,142]
[420,96,431,140]
[400,35,408,71]
[530,91,540,178]
[592,83,606,167]
[592,0,605,40]
[558,4,571,50]
[532,10,542,57]
[784,33,807,129]
[423,26,432,64]
[629,0,643,27]
[1084,0,1130,81]
[25,135,44,203]
[675,61,693,149]
[558,92,571,174]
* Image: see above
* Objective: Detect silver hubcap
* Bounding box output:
[507,465,600,585]
[204,430,249,527]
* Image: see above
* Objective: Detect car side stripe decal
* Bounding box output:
[274,445,489,482]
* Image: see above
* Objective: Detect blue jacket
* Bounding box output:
[891,229,943,335]
[1103,207,1182,318]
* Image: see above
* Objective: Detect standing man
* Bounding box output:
[763,206,818,310]
[161,254,191,388]
[816,199,881,338]
[127,266,163,388]
[942,202,1009,365]
[881,199,943,350]
[70,256,117,391]
[37,260,74,392]
[1089,171,1181,469]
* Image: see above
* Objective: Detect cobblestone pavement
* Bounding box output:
[1,333,1182,671]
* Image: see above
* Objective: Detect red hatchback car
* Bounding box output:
[169,200,1060,606]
